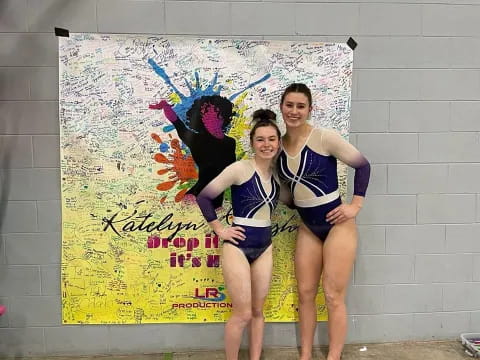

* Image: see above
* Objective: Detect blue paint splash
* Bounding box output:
[159,143,169,152]
[148,58,271,126]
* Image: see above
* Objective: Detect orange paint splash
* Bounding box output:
[151,133,198,202]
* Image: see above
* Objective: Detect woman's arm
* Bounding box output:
[323,128,371,197]
[322,129,370,224]
[196,162,246,243]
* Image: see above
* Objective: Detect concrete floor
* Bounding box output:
[5,341,474,360]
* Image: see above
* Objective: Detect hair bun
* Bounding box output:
[251,109,277,123]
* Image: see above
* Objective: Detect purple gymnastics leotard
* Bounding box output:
[197,160,280,263]
[277,128,370,241]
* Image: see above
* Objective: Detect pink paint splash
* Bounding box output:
[200,103,224,139]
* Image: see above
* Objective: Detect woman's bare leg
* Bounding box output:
[222,243,253,360]
[322,219,357,360]
[248,245,273,360]
[295,224,324,360]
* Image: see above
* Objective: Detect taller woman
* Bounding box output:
[277,83,370,360]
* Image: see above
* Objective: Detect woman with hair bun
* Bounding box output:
[197,109,289,360]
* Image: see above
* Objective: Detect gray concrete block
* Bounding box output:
[0,0,28,32]
[0,68,30,100]
[45,326,109,354]
[357,69,422,101]
[370,164,387,194]
[0,328,45,357]
[108,325,169,353]
[179,323,224,348]
[232,2,294,35]
[384,284,443,313]
[0,33,57,67]
[0,265,40,295]
[0,236,5,265]
[347,167,354,195]
[30,67,59,101]
[415,254,473,283]
[295,3,359,35]
[0,136,33,168]
[475,255,480,282]
[423,4,480,36]
[387,164,448,194]
[0,201,37,233]
[0,168,60,201]
[345,316,358,344]
[314,322,331,345]
[5,233,60,265]
[478,194,480,223]
[389,101,450,132]
[0,101,59,135]
[418,194,476,224]
[97,0,165,34]
[420,133,480,162]
[420,70,480,100]
[268,323,301,347]
[359,4,421,36]
[9,295,61,327]
[451,101,480,131]
[443,283,480,311]
[165,1,230,35]
[386,225,446,255]
[155,324,224,349]
[472,311,480,330]
[413,312,470,339]
[357,134,418,164]
[33,135,60,167]
[37,200,61,232]
[446,224,480,253]
[357,195,417,225]
[355,255,414,285]
[346,285,384,315]
[355,37,450,69]
[27,0,97,32]
[450,37,480,68]
[41,264,60,295]
[352,314,414,342]
[357,225,385,255]
[350,101,389,133]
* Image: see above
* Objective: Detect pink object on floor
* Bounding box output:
[0,305,6,316]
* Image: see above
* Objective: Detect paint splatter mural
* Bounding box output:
[59,34,353,324]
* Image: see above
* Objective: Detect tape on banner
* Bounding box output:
[54,27,69,37]
[347,37,357,50]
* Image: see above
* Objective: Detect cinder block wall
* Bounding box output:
[0,0,479,356]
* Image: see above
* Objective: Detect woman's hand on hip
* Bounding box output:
[218,226,246,245]
[326,203,361,225]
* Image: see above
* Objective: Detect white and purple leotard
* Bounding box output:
[277,127,370,240]
[196,160,281,263]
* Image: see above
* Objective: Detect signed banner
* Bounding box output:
[59,34,353,323]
